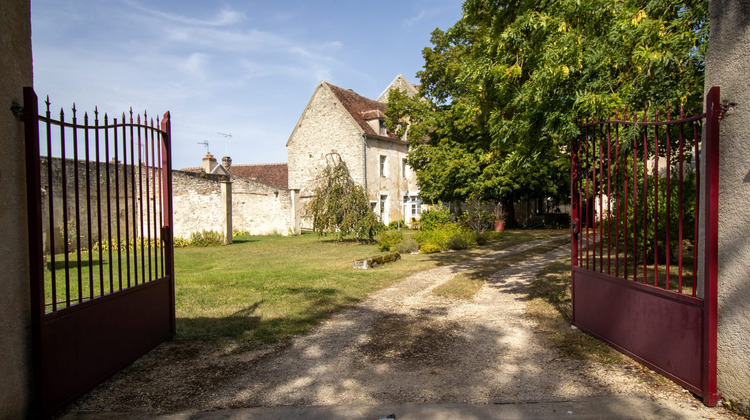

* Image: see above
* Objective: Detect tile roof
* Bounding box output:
[180,162,289,189]
[325,83,399,140]
[228,163,288,189]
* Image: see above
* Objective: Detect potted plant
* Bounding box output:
[494,203,507,232]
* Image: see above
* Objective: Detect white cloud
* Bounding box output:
[402,8,442,27]
[119,0,244,27]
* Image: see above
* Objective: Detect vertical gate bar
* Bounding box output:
[59,108,71,307]
[702,86,720,406]
[653,111,660,287]
[45,97,57,311]
[72,106,84,304]
[113,117,123,290]
[607,122,612,275]
[633,110,638,282]
[137,113,146,284]
[157,115,165,278]
[692,120,700,297]
[95,109,104,295]
[121,114,131,288]
[160,111,176,337]
[665,108,672,290]
[642,109,648,284]
[572,133,579,270]
[23,87,44,416]
[151,119,158,279]
[105,115,113,292]
[130,109,139,286]
[615,107,629,279]
[617,111,624,278]
[599,124,604,273]
[678,107,685,294]
[585,121,591,269]
[144,115,152,281]
[592,123,597,271]
[84,112,94,299]
[594,124,599,270]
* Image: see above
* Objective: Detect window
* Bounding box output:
[402,158,408,179]
[370,201,377,213]
[379,155,387,178]
[380,195,388,223]
[379,119,387,136]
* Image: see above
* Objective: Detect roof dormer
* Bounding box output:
[362,109,387,136]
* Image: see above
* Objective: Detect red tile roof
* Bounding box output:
[228,163,288,189]
[326,83,399,140]
[180,163,288,189]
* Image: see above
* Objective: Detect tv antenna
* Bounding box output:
[217,132,233,156]
[198,140,210,155]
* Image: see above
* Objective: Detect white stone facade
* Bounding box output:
[287,76,422,227]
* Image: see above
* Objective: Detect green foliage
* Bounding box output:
[377,230,405,252]
[387,0,707,214]
[420,243,442,254]
[92,237,163,251]
[419,205,452,231]
[189,230,224,247]
[396,238,420,254]
[306,156,382,241]
[415,222,477,251]
[614,166,696,265]
[388,220,406,230]
[459,197,495,233]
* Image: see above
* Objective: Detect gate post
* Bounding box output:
[701,86,720,407]
[160,111,176,338]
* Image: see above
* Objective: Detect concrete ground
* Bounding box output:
[62,395,731,420]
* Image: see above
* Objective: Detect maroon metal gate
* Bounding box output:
[23,87,176,416]
[571,87,721,406]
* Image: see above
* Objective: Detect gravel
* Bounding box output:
[63,236,740,419]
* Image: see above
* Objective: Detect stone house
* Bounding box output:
[287,75,422,227]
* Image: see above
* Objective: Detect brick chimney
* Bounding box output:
[222,156,232,170]
[202,154,218,173]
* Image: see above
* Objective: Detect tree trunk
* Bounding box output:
[500,198,518,229]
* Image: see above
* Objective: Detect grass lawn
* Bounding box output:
[174,229,565,350]
[42,229,567,352]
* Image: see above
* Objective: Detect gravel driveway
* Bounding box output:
[64,236,739,419]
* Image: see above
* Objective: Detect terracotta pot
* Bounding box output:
[494,220,505,232]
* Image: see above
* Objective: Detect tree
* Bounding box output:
[387,0,708,225]
[306,154,381,241]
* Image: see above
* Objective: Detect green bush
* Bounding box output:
[415,222,477,251]
[388,220,406,230]
[396,238,419,254]
[189,230,224,247]
[420,243,442,254]
[446,229,477,250]
[419,205,452,230]
[377,230,404,252]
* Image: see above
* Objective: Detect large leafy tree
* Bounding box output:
[388,0,707,224]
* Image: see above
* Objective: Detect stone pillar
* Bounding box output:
[0,0,33,417]
[221,179,232,244]
[704,1,750,413]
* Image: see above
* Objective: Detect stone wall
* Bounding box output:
[40,157,164,254]
[231,176,296,236]
[704,0,750,413]
[288,84,366,195]
[0,0,33,416]
[364,136,418,225]
[172,171,296,239]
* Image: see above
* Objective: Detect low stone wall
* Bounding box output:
[172,171,297,239]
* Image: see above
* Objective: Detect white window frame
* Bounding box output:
[379,155,387,178]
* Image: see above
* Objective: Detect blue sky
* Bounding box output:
[31,0,463,169]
